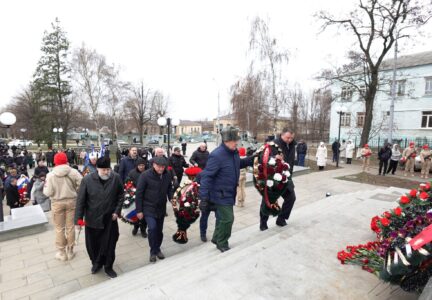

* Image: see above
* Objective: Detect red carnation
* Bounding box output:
[77,219,86,227]
[400,195,410,205]
[419,192,429,201]
[394,207,402,216]
[383,211,391,218]
[277,183,284,190]
[282,164,289,171]
[258,165,264,172]
[426,183,431,191]
[267,167,275,175]
[380,218,390,227]
[409,189,418,197]
[370,216,381,233]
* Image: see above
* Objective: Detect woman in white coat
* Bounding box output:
[316,142,328,170]
[345,140,355,164]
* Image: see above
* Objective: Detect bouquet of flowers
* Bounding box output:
[253,142,291,216]
[337,181,432,293]
[17,175,30,206]
[172,178,200,244]
[120,180,139,225]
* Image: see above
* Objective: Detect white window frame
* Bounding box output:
[397,80,406,96]
[356,112,365,128]
[425,77,432,95]
[341,86,353,101]
[421,111,432,129]
[340,112,351,127]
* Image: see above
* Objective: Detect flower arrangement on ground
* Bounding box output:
[337,182,432,293]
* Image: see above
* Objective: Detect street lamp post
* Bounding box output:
[0,112,16,222]
[53,127,63,149]
[0,112,17,140]
[335,106,347,168]
[157,117,180,157]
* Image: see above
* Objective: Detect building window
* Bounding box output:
[359,86,366,99]
[341,86,353,101]
[340,113,351,127]
[356,112,365,127]
[397,80,406,96]
[425,77,432,95]
[421,111,432,128]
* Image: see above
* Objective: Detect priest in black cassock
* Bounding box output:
[75,156,124,278]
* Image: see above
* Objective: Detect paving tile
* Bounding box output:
[0,276,27,293]
[1,262,48,283]
[30,280,81,300]
[77,273,108,289]
[0,260,24,273]
[1,278,53,300]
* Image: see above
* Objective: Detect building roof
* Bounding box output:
[179,120,202,126]
[381,50,432,71]
[214,113,236,121]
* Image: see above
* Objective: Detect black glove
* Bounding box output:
[199,198,209,212]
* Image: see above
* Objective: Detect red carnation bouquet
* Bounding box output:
[253,142,291,216]
[338,181,432,293]
[171,168,202,244]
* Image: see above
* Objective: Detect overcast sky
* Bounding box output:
[1,0,431,121]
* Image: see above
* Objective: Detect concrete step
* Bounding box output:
[63,187,410,299]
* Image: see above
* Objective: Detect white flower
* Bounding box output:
[273,173,282,181]
[266,180,274,188]
[268,158,276,166]
[132,188,136,192]
[124,200,130,205]
[184,202,191,207]
[284,171,291,178]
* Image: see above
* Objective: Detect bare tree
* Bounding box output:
[230,71,270,138]
[309,89,332,141]
[104,64,130,143]
[72,44,111,146]
[317,0,431,145]
[249,16,289,134]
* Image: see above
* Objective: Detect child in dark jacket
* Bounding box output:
[6,177,19,211]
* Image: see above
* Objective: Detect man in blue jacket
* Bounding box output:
[199,127,253,252]
[118,146,138,182]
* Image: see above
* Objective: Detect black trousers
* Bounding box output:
[145,215,165,255]
[387,160,398,174]
[379,160,389,175]
[133,219,148,232]
[260,188,296,224]
[182,149,186,156]
[85,218,119,269]
[346,158,352,164]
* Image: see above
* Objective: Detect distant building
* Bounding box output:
[329,50,432,144]
[175,120,202,136]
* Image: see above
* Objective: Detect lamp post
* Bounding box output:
[53,127,63,149]
[157,117,180,157]
[0,112,17,140]
[335,106,347,168]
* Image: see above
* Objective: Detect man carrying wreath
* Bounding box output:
[260,128,297,231]
[199,127,254,252]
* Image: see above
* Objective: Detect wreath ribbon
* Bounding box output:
[262,144,272,210]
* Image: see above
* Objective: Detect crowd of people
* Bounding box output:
[1,133,431,280]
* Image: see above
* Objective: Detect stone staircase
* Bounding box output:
[63,187,417,300]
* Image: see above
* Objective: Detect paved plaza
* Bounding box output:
[0,162,422,299]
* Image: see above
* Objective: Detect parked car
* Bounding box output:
[116,140,128,145]
[7,139,33,147]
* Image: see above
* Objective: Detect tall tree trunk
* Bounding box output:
[360,71,378,146]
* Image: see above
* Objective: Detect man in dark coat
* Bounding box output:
[181,141,187,156]
[199,127,254,252]
[6,177,19,211]
[296,140,307,167]
[260,128,297,231]
[75,156,124,278]
[189,143,209,169]
[135,156,174,263]
[126,157,148,238]
[378,143,392,176]
[169,147,189,186]
[331,140,340,163]
[118,146,138,182]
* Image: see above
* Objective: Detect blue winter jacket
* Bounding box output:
[119,156,137,182]
[199,143,253,206]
